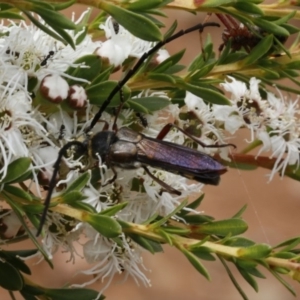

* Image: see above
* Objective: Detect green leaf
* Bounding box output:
[100,2,162,41]
[273,237,300,251]
[65,55,102,85]
[183,83,230,105]
[0,250,32,275]
[177,194,204,216]
[22,204,45,214]
[64,172,90,194]
[147,72,176,84]
[197,219,248,237]
[0,260,23,291]
[181,249,210,280]
[129,234,163,253]
[21,10,74,47]
[61,191,87,204]
[2,158,31,183]
[237,266,259,292]
[87,81,131,107]
[69,201,96,213]
[253,18,290,37]
[44,288,102,300]
[231,204,247,218]
[127,96,170,112]
[190,62,217,79]
[99,202,128,217]
[0,11,24,19]
[3,185,32,202]
[33,7,77,30]
[191,247,216,261]
[152,49,185,73]
[238,244,272,259]
[233,2,263,15]
[84,214,122,238]
[126,0,164,10]
[2,193,53,267]
[183,214,214,224]
[273,252,297,259]
[267,267,296,296]
[243,35,274,66]
[224,237,255,247]
[51,0,76,11]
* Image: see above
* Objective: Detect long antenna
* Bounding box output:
[87,22,220,131]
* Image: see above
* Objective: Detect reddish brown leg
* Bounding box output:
[143,167,181,195]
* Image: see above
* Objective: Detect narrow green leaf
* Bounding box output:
[44,288,102,300]
[231,204,247,218]
[147,72,176,84]
[183,83,230,105]
[62,191,87,204]
[0,260,24,290]
[191,247,216,261]
[218,255,249,300]
[273,237,300,250]
[65,55,102,85]
[238,244,272,259]
[0,11,24,19]
[64,172,90,194]
[197,218,248,236]
[181,249,210,280]
[190,62,217,79]
[267,267,296,296]
[129,234,163,253]
[22,204,45,214]
[51,0,76,11]
[253,19,290,37]
[100,2,162,41]
[87,81,131,107]
[273,252,297,259]
[69,201,96,213]
[32,7,77,30]
[177,194,205,216]
[3,185,32,202]
[224,237,255,247]
[158,229,173,245]
[2,158,31,183]
[2,193,53,267]
[84,214,122,238]
[21,11,68,46]
[126,0,163,10]
[99,202,128,217]
[152,49,185,73]
[0,250,32,275]
[183,214,214,224]
[237,266,259,292]
[127,96,170,112]
[243,35,274,66]
[163,20,178,39]
[233,2,263,15]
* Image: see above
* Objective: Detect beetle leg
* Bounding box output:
[102,166,118,186]
[156,123,236,149]
[143,166,181,196]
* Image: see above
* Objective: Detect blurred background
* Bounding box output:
[2,4,300,300]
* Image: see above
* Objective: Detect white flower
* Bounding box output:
[97,17,155,66]
[75,232,150,297]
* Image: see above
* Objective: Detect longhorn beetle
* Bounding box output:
[36,21,230,236]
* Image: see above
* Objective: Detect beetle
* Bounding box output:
[36,21,224,236]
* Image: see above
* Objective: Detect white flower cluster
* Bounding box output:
[185,76,300,180]
[0,12,299,298]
